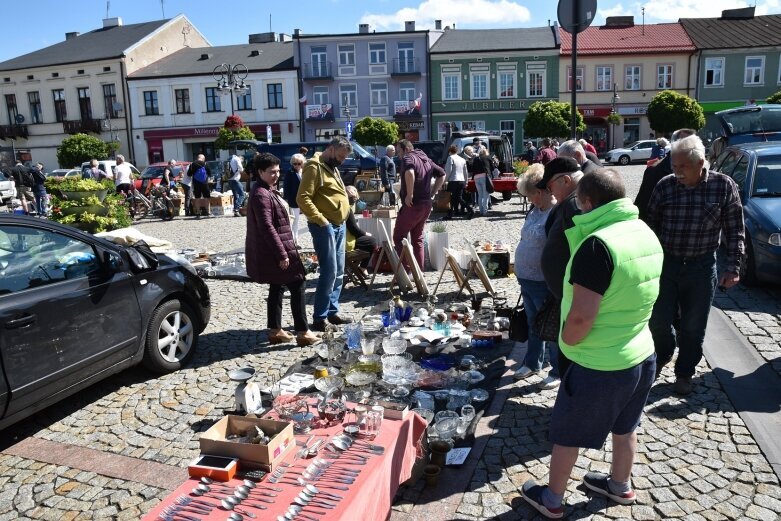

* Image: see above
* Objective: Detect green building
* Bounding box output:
[428,26,560,155]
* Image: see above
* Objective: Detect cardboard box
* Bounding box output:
[200,416,295,470]
[211,205,234,216]
[372,206,397,219]
[210,194,233,208]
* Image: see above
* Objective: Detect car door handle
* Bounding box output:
[5,314,36,329]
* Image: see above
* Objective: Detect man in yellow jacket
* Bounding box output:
[297,136,354,331]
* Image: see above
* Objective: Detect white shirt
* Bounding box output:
[114,163,133,186]
[230,155,244,182]
[445,154,467,182]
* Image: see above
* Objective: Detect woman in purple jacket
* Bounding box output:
[246,153,320,346]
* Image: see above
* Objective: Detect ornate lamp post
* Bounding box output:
[609,83,621,150]
[213,63,248,116]
[101,116,119,158]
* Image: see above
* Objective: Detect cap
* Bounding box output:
[536,156,580,190]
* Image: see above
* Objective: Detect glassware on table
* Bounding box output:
[447,390,471,411]
[381,338,407,355]
[344,323,362,350]
[434,410,459,424]
[360,336,378,355]
[434,417,459,442]
[457,404,476,436]
[359,408,383,439]
[411,408,435,424]
[314,376,345,395]
[345,370,377,399]
[470,388,489,403]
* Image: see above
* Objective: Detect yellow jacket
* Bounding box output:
[296,154,350,227]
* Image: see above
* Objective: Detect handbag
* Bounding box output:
[508,294,529,343]
[485,175,495,193]
[532,296,561,342]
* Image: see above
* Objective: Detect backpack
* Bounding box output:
[193,165,208,183]
[20,168,35,188]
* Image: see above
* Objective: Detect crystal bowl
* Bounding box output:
[434,418,459,440]
[382,338,407,355]
[314,376,345,394]
[345,371,377,387]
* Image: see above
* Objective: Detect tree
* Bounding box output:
[646,90,705,134]
[523,100,584,138]
[767,90,781,104]
[56,133,110,168]
[353,117,399,148]
[214,126,256,151]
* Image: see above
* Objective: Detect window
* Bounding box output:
[205,87,221,112]
[744,56,764,85]
[625,65,641,90]
[52,89,66,122]
[338,44,355,66]
[498,70,516,98]
[340,84,357,108]
[703,58,724,87]
[370,82,387,106]
[369,42,386,64]
[175,88,190,114]
[596,66,613,91]
[267,83,283,109]
[470,68,489,100]
[28,91,42,124]
[623,117,640,145]
[500,120,515,150]
[77,87,92,120]
[237,85,252,110]
[399,82,415,101]
[567,67,584,91]
[729,155,749,192]
[398,42,414,73]
[527,64,546,97]
[143,90,159,115]
[657,65,673,89]
[313,86,329,105]
[311,46,327,77]
[442,72,460,100]
[5,94,17,125]
[103,84,118,118]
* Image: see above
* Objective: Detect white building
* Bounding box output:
[0,15,209,168]
[127,35,299,164]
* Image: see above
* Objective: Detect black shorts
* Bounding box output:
[549,353,656,449]
[192,180,210,198]
[116,183,132,195]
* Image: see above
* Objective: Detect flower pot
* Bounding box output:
[60,189,108,203]
[59,204,109,216]
[423,464,441,487]
[427,231,449,272]
[430,440,451,467]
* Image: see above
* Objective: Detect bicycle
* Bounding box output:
[125,184,175,221]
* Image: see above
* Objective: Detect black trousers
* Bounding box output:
[447,181,471,215]
[268,279,308,332]
[354,235,377,267]
[182,184,192,215]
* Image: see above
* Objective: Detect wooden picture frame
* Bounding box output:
[468,244,497,296]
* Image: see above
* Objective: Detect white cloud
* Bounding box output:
[596,0,780,23]
[360,0,531,31]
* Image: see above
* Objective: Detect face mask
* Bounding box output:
[348,196,357,205]
[356,200,367,211]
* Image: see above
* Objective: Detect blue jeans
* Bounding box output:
[34,189,47,216]
[649,252,717,378]
[309,222,346,321]
[518,277,560,376]
[228,179,245,212]
[475,176,489,215]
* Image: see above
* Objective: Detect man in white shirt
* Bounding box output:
[229,153,245,217]
[444,145,473,220]
[114,155,133,195]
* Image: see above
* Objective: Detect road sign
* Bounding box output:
[266,125,272,144]
[345,121,353,140]
[557,0,597,34]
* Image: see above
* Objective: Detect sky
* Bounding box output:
[2,0,781,63]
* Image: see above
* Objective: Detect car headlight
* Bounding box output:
[769,233,781,247]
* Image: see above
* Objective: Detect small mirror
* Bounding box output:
[103,251,123,272]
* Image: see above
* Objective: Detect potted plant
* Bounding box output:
[46,177,109,203]
[427,222,449,271]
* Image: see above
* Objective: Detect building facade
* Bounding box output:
[127,36,297,164]
[0,15,208,168]
[559,18,696,153]
[429,27,560,155]
[681,9,781,140]
[293,22,440,143]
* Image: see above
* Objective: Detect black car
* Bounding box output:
[0,216,210,429]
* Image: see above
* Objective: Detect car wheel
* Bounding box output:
[143,299,199,373]
[502,191,512,201]
[618,155,630,165]
[740,236,758,286]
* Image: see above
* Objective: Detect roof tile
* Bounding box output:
[559,23,695,55]
[680,14,781,49]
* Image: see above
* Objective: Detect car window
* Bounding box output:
[636,142,653,149]
[752,154,781,196]
[0,225,100,295]
[729,156,749,192]
[716,152,741,177]
[712,149,732,170]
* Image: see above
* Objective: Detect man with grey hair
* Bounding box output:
[297,136,354,331]
[646,134,744,395]
[557,139,601,175]
[114,154,134,196]
[379,144,396,203]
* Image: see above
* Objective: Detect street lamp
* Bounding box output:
[101,116,119,158]
[342,99,352,140]
[610,83,620,149]
[213,63,248,115]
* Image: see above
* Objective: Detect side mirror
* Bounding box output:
[103,251,123,272]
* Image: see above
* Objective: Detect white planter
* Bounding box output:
[427,231,449,271]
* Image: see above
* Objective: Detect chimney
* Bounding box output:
[65,31,80,40]
[293,28,302,38]
[359,23,369,33]
[249,50,260,57]
[102,17,123,28]
[198,53,212,61]
[721,6,755,19]
[435,20,442,30]
[405,21,415,32]
[279,33,292,42]
[249,32,276,44]
[605,16,634,27]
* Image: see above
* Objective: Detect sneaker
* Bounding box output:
[311,320,327,332]
[674,376,693,396]
[513,366,539,380]
[582,472,636,505]
[539,375,560,389]
[327,314,353,325]
[234,210,241,217]
[521,481,564,519]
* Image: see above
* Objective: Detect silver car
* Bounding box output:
[605,140,657,165]
[0,171,16,203]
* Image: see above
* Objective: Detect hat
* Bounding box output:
[472,137,481,143]
[536,156,580,190]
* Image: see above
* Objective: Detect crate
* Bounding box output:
[372,206,397,219]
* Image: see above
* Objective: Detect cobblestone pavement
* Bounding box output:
[2,165,781,520]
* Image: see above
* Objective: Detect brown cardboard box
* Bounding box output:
[372,206,397,219]
[434,191,451,212]
[199,416,295,470]
[209,194,233,208]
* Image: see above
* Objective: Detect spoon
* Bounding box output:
[334,435,385,453]
[302,483,343,500]
[330,437,383,454]
[298,491,337,508]
[306,462,359,476]
[228,514,244,521]
[302,470,354,484]
[300,488,339,506]
[288,505,324,520]
[242,479,283,492]
[294,496,335,509]
[190,488,226,501]
[296,477,349,491]
[220,498,257,518]
[229,493,270,510]
[236,485,277,498]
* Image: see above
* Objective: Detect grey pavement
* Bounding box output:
[1,164,781,520]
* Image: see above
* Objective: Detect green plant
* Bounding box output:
[606,113,622,125]
[214,126,256,150]
[646,90,705,133]
[353,117,399,148]
[56,133,110,169]
[45,177,105,192]
[767,90,781,104]
[524,100,585,138]
[49,191,130,233]
[512,159,530,177]
[430,222,447,233]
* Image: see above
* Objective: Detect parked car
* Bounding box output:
[80,160,141,180]
[134,161,191,191]
[0,215,210,429]
[715,104,781,146]
[711,142,781,285]
[0,171,16,204]
[604,140,657,165]
[205,160,226,189]
[47,168,81,179]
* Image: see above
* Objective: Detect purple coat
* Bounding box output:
[245,179,304,285]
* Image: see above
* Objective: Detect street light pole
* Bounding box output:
[213,63,248,116]
[610,83,620,150]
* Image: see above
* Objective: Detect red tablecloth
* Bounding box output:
[143,410,427,520]
[466,177,518,193]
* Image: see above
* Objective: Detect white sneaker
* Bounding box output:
[539,375,560,389]
[513,366,539,380]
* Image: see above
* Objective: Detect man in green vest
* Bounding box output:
[521,169,663,519]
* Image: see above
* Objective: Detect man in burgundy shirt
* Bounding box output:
[393,139,446,268]
[536,138,557,165]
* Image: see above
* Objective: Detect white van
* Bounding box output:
[80,160,140,179]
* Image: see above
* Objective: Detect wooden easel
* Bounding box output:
[391,238,429,297]
[433,247,474,297]
[369,221,413,294]
[466,244,497,297]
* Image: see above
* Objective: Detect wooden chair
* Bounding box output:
[343,249,371,289]
[393,238,429,297]
[433,247,474,298]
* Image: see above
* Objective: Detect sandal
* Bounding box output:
[296,331,322,347]
[269,330,295,344]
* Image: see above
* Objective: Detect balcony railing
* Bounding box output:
[392,58,421,76]
[0,124,28,140]
[63,119,103,134]
[302,62,333,80]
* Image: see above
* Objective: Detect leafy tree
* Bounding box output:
[523,100,584,138]
[646,90,705,133]
[56,133,110,168]
[214,126,256,151]
[767,90,781,104]
[353,117,399,148]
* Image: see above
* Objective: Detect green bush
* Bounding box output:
[646,90,705,133]
[524,100,584,139]
[767,90,781,104]
[56,134,110,169]
[353,117,399,148]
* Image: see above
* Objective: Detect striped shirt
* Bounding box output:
[646,170,744,273]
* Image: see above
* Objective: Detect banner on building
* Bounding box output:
[306,104,335,122]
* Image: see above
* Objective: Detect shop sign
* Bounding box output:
[617,105,647,116]
[442,100,533,112]
[397,120,424,130]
